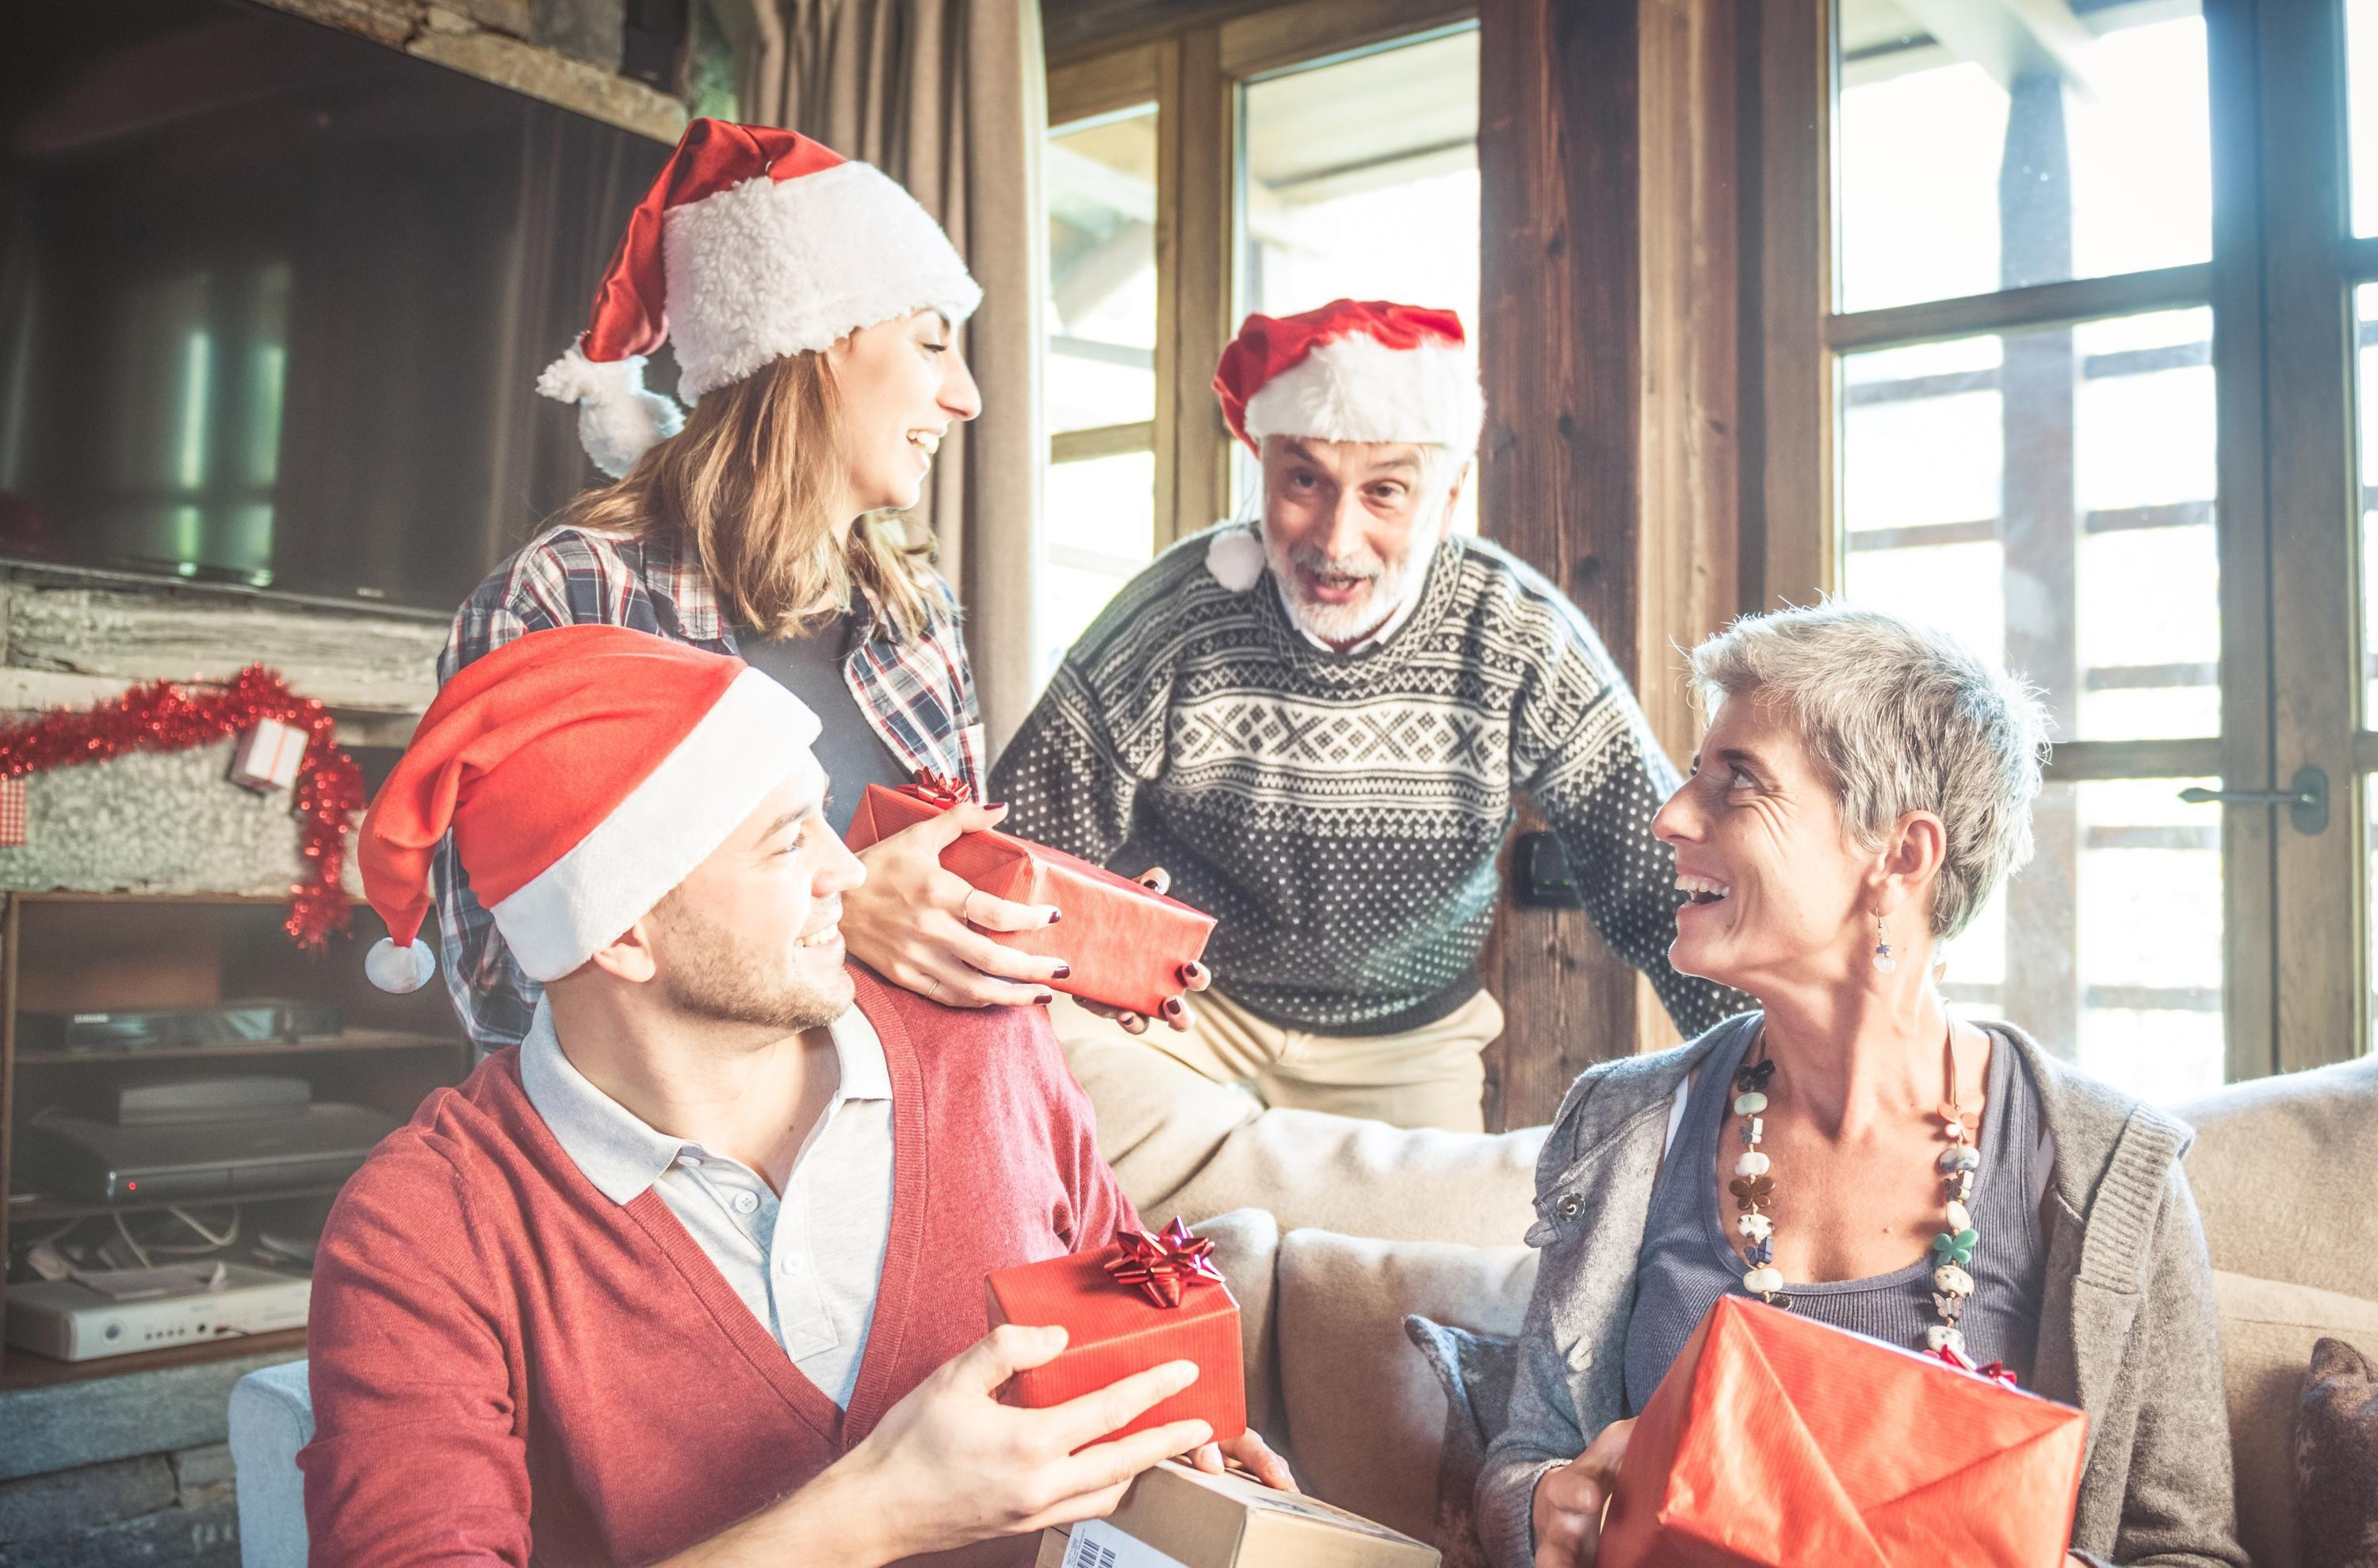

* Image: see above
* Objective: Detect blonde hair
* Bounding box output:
[544,353,942,641]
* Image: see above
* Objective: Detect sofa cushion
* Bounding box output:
[2214,1269,2378,1568]
[2295,1337,2378,1568]
[1191,1207,1285,1450]
[1271,1229,1537,1543]
[1404,1315,1517,1568]
[2181,1055,2378,1302]
[229,1359,314,1568]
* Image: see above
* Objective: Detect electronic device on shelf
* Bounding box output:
[4,1263,311,1362]
[17,1102,401,1204]
[107,1077,313,1126]
[15,1000,344,1054]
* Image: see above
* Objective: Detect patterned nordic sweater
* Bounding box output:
[989,528,1741,1037]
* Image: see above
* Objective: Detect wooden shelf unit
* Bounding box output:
[0,892,471,1383]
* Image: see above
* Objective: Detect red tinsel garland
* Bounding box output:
[0,667,367,950]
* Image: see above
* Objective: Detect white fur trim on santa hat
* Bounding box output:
[1243,333,1483,453]
[488,669,822,982]
[365,937,438,995]
[537,346,686,478]
[664,161,984,403]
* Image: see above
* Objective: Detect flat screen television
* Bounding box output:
[0,0,675,613]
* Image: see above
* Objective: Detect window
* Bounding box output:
[1039,6,1484,687]
[1043,103,1160,679]
[1772,0,2376,1093]
[1235,25,1481,530]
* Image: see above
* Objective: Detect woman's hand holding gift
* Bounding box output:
[1533,1417,1635,1568]
[842,802,1069,1008]
[1074,866,1213,1033]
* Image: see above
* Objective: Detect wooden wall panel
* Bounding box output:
[1475,0,1646,1131]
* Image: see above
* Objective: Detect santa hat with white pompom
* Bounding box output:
[1202,300,1484,591]
[357,625,820,994]
[539,117,983,478]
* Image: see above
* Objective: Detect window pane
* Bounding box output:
[1236,27,1481,520]
[2350,0,2378,236]
[1841,308,2219,743]
[1041,451,1157,682]
[2356,283,2378,722]
[1947,778,2226,1103]
[1834,2,2209,313]
[1047,105,1157,435]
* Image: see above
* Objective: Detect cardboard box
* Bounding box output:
[987,1241,1245,1445]
[843,782,1214,1017]
[1036,1461,1439,1568]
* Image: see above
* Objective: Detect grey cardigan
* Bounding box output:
[1475,1015,2246,1568]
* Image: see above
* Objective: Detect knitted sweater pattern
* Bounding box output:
[991,529,1736,1037]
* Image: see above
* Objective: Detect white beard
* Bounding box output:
[1264,524,1432,644]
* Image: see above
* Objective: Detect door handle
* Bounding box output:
[2177,766,2329,835]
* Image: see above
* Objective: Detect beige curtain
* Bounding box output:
[745,0,1049,755]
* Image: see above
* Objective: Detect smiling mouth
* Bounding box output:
[1675,872,1731,907]
[907,430,941,457]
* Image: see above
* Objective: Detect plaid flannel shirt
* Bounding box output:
[432,525,984,1051]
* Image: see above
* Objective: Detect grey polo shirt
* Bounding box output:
[518,999,897,1408]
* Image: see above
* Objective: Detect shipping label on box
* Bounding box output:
[1037,1461,1439,1568]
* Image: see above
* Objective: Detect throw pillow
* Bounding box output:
[1404,1314,1519,1568]
[2296,1336,2378,1568]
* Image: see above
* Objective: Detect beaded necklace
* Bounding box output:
[1726,1019,1984,1357]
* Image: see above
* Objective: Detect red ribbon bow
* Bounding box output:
[1103,1218,1224,1309]
[1933,1344,2019,1389]
[902,769,969,809]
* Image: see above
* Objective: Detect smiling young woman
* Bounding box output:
[430,119,1074,1056]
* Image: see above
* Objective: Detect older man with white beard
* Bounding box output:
[991,300,1741,1133]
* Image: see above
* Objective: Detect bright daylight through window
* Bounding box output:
[1833,0,2222,1101]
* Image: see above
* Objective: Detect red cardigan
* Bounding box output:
[300,969,1136,1566]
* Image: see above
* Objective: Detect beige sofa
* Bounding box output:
[1073,1025,2378,1568]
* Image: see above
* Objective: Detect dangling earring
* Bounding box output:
[1871,910,1898,973]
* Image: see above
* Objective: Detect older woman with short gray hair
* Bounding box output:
[1478,604,2243,1568]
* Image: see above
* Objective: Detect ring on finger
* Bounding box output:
[961,888,988,927]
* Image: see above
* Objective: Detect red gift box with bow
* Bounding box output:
[985,1219,1247,1445]
[843,775,1216,1018]
[1600,1295,2088,1568]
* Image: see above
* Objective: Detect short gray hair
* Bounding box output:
[1685,604,2051,940]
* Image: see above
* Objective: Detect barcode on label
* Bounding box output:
[1061,1521,1188,1568]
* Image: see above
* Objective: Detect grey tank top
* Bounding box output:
[1622,1016,2047,1413]
[737,611,909,836]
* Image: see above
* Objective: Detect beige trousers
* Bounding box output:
[1048,986,1503,1133]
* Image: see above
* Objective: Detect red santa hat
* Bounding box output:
[537,117,984,478]
[1212,299,1484,456]
[357,626,821,993]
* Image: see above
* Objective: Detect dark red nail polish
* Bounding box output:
[1053,965,1072,980]
[1161,996,1185,1018]
[1034,991,1055,1006]
[1048,909,1062,924]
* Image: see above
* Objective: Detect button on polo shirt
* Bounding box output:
[519,999,896,1408]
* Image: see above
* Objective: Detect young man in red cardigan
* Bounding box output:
[311,625,1285,1566]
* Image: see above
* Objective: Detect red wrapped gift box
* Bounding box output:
[843,779,1216,1018]
[985,1223,1246,1446]
[1601,1295,2088,1568]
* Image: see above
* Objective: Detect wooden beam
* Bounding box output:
[1475,0,1645,1130]
[1751,0,1831,608]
